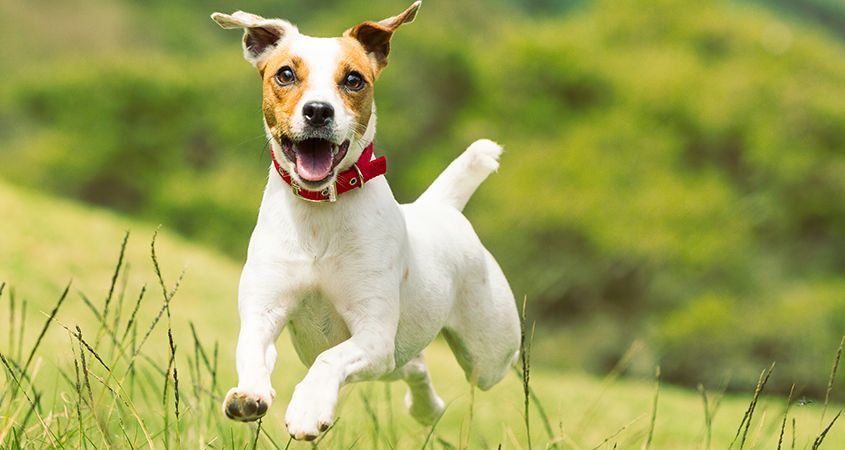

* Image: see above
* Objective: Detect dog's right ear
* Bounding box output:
[211,11,297,70]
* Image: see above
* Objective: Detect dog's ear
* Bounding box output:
[211,11,297,70]
[344,1,420,75]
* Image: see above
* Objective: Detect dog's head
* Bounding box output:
[212,2,420,190]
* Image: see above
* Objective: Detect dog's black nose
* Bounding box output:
[302,102,334,127]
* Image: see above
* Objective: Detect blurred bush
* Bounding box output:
[1,0,844,396]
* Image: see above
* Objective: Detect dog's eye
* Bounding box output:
[275,66,296,86]
[342,71,365,92]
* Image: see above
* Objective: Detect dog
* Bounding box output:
[211,1,521,441]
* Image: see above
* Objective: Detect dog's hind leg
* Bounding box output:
[399,353,445,425]
[442,250,521,390]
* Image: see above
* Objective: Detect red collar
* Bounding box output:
[271,143,387,202]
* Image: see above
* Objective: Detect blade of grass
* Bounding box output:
[698,384,712,450]
[730,362,775,450]
[820,336,844,429]
[86,370,155,450]
[777,385,795,450]
[73,327,112,448]
[576,340,645,432]
[421,401,450,450]
[252,419,262,450]
[642,366,660,450]
[313,416,341,448]
[72,356,86,450]
[110,261,131,349]
[121,285,147,342]
[209,341,220,428]
[590,413,645,450]
[518,295,534,450]
[96,231,129,348]
[0,352,61,448]
[16,300,26,363]
[360,387,381,449]
[791,417,796,450]
[811,410,841,450]
[21,281,71,378]
[8,287,15,359]
[162,334,175,450]
[384,382,396,447]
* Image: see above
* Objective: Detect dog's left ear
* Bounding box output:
[344,1,421,76]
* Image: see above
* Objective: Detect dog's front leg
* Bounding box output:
[285,293,399,440]
[223,262,293,422]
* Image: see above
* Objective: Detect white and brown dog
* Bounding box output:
[212,1,520,441]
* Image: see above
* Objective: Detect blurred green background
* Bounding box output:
[1,0,844,399]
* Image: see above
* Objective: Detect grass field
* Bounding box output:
[1,180,843,448]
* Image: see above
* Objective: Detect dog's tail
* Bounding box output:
[417,139,502,211]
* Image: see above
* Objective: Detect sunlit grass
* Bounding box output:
[2,175,844,448]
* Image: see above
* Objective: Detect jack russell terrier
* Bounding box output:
[212,1,520,440]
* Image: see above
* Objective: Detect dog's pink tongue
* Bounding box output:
[294,140,334,181]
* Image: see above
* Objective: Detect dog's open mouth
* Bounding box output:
[280,138,350,183]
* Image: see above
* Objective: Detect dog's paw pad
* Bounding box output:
[290,431,319,441]
[222,387,271,422]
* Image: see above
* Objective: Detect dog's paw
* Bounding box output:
[284,378,338,440]
[222,387,274,422]
[405,389,445,426]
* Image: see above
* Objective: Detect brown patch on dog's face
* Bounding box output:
[335,37,375,141]
[260,45,310,141]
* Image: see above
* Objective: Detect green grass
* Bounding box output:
[2,181,844,448]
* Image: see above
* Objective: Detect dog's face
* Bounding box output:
[212,2,420,190]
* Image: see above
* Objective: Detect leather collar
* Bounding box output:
[271,143,386,203]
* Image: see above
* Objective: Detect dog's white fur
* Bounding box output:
[213,3,520,441]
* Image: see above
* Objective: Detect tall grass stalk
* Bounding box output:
[730,362,775,450]
[576,340,645,431]
[95,231,129,349]
[0,353,59,447]
[361,386,382,449]
[519,295,534,450]
[642,366,660,450]
[16,300,26,363]
[590,413,645,450]
[820,336,844,429]
[698,384,712,450]
[21,281,71,380]
[811,410,841,449]
[777,384,795,450]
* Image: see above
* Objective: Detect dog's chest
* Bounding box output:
[287,292,351,366]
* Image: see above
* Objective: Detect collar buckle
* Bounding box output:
[351,163,366,189]
[291,182,337,203]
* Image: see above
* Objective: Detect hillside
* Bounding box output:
[1,180,843,447]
